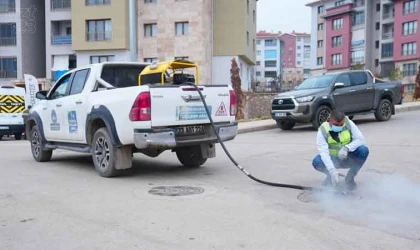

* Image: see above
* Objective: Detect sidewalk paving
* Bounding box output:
[237,101,420,134]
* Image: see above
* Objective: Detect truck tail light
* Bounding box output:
[129,92,151,121]
[229,90,237,116]
[400,84,405,94]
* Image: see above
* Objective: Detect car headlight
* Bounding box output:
[295,96,315,103]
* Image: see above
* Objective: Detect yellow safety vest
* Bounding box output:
[320,117,352,157]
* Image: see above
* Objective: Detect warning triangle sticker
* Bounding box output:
[215,102,228,116]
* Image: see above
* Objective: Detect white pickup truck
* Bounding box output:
[26,61,238,177]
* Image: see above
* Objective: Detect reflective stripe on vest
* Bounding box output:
[320,117,352,156]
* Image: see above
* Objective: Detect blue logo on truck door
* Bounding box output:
[50,110,60,131]
[176,106,212,121]
[68,111,78,133]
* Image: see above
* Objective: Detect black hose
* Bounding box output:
[183,82,330,193]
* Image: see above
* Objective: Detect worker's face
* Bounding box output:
[330,117,345,127]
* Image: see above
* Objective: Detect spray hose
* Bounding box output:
[183,82,334,193]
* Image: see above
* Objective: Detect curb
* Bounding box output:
[238,103,420,134]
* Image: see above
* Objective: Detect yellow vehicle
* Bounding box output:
[138,60,199,86]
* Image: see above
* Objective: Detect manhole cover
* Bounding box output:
[148,186,205,197]
[297,191,320,203]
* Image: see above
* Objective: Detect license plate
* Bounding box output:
[0,126,9,130]
[176,125,205,136]
[275,113,287,117]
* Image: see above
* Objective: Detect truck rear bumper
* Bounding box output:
[0,124,25,136]
[133,122,238,149]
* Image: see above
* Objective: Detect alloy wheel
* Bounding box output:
[95,136,110,170]
[31,131,40,157]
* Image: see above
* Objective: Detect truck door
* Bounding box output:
[348,72,375,111]
[332,74,353,112]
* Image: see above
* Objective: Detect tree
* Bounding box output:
[389,67,403,81]
[230,58,245,120]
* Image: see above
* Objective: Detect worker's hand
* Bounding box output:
[328,168,339,186]
[338,146,349,160]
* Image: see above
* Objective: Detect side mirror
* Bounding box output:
[35,91,48,100]
[334,82,345,89]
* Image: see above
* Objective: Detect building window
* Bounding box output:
[317,40,324,48]
[0,0,16,13]
[144,57,158,63]
[247,0,249,14]
[375,59,379,67]
[86,0,110,6]
[90,55,114,63]
[352,11,365,27]
[318,5,325,14]
[297,61,301,65]
[402,42,417,56]
[265,39,277,46]
[403,63,418,76]
[256,71,261,77]
[317,57,323,65]
[0,57,17,79]
[264,50,277,59]
[335,0,345,6]
[257,40,261,45]
[332,36,343,47]
[332,54,343,65]
[265,60,277,67]
[333,18,344,30]
[247,31,249,46]
[0,23,17,46]
[253,10,256,23]
[375,40,380,49]
[144,23,157,37]
[376,3,381,12]
[175,22,189,36]
[297,53,301,57]
[376,22,380,30]
[403,0,418,15]
[257,50,261,55]
[351,50,365,64]
[265,71,277,78]
[144,0,156,3]
[297,46,301,50]
[86,19,112,41]
[256,61,260,66]
[403,21,417,35]
[288,62,293,67]
[318,23,324,31]
[175,56,189,61]
[381,43,394,58]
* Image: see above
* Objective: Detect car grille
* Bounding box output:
[272,98,295,110]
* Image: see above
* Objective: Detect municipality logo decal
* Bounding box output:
[50,110,60,131]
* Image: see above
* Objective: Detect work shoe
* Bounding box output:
[344,175,357,190]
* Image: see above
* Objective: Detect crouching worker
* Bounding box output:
[312,110,369,190]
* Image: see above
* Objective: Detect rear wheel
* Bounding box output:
[30,125,52,162]
[312,105,332,129]
[276,120,295,130]
[176,146,207,168]
[14,133,22,140]
[92,128,118,177]
[375,99,393,121]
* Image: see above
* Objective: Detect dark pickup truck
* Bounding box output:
[271,70,404,130]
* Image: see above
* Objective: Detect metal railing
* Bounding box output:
[353,0,365,7]
[0,70,17,79]
[0,37,17,46]
[0,2,15,13]
[51,0,71,10]
[86,31,112,41]
[51,35,72,45]
[382,32,394,39]
[381,52,393,58]
[351,57,365,64]
[383,12,395,19]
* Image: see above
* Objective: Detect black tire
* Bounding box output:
[375,99,393,121]
[92,128,118,177]
[30,125,52,162]
[312,105,332,129]
[14,133,22,140]
[276,120,296,130]
[176,146,207,168]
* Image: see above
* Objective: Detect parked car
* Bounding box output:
[271,70,404,130]
[26,60,238,177]
[0,85,26,140]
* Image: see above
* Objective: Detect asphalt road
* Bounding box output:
[1,111,420,250]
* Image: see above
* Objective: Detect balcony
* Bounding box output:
[382,32,394,40]
[0,70,17,79]
[51,0,71,11]
[351,57,365,64]
[0,1,15,13]
[381,51,393,59]
[0,37,16,46]
[51,35,71,45]
[382,11,395,20]
[353,0,365,8]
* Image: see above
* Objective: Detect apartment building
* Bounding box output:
[307,0,419,84]
[138,0,257,89]
[254,31,311,91]
[0,0,46,86]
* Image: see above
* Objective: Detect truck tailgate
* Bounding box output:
[149,85,232,127]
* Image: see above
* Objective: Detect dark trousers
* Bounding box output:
[312,145,369,178]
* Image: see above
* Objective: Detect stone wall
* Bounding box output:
[242,92,276,120]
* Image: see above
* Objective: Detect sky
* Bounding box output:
[257,0,314,34]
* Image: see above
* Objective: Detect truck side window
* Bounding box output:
[335,74,351,87]
[49,74,71,100]
[69,69,90,95]
[349,72,367,86]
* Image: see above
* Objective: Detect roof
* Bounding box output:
[256,30,282,38]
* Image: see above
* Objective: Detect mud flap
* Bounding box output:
[201,143,215,159]
[115,145,133,170]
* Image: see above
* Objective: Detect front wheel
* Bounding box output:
[30,125,52,162]
[176,146,207,168]
[276,120,295,130]
[375,99,393,121]
[92,128,118,177]
[312,105,332,129]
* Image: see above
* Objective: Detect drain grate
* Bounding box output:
[148,186,205,197]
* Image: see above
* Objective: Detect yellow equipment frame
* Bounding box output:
[138,60,200,86]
